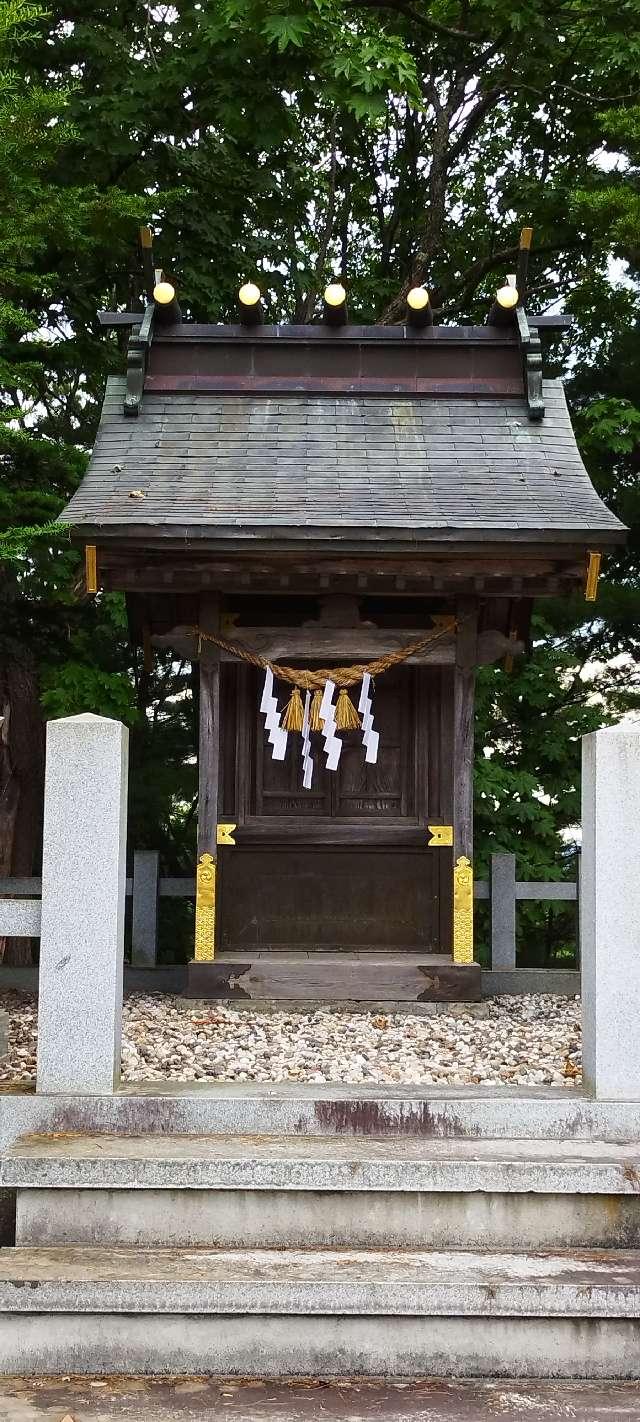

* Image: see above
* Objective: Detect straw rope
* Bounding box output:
[191,620,455,690]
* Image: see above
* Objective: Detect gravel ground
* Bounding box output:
[0,992,582,1088]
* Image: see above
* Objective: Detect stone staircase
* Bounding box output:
[1,1122,640,1376]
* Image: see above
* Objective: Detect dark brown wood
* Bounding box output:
[453,599,477,864]
[145,323,524,401]
[78,520,627,553]
[151,323,519,346]
[114,570,584,601]
[219,848,439,951]
[153,624,522,667]
[97,312,573,333]
[197,594,221,858]
[99,548,591,603]
[213,664,453,952]
[186,955,481,1002]
[0,657,45,966]
[155,625,456,664]
[146,374,524,397]
[230,822,428,845]
[111,553,563,578]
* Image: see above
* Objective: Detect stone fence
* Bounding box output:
[0,713,636,1098]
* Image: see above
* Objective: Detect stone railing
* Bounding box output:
[1,851,578,974]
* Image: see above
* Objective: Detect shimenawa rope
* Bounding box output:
[191,620,456,691]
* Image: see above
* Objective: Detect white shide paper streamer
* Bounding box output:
[358,671,379,765]
[260,667,288,761]
[319,678,342,771]
[301,690,313,789]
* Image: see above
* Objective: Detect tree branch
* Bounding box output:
[301,112,339,321]
[448,86,503,163]
[438,239,585,313]
[345,0,481,43]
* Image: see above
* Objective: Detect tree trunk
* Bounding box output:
[0,655,45,965]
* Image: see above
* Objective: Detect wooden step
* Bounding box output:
[186,954,481,1002]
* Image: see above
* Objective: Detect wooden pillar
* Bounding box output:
[195,594,221,961]
[452,598,477,963]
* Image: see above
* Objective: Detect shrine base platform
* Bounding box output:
[185,954,481,1003]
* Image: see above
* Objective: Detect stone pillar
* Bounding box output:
[131,850,159,967]
[37,714,129,1095]
[452,599,477,965]
[490,853,517,970]
[581,728,640,1100]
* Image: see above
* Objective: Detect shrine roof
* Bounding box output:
[60,374,625,546]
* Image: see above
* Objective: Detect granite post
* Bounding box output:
[131,850,159,967]
[36,714,129,1095]
[490,853,517,970]
[581,728,640,1100]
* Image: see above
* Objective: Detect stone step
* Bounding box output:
[0,1246,639,1378]
[1,1312,639,1379]
[0,1244,639,1317]
[5,1132,640,1195]
[4,1086,640,1143]
[17,1180,640,1251]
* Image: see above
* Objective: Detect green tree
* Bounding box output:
[0,0,144,957]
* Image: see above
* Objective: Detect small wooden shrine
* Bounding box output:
[60,231,625,1001]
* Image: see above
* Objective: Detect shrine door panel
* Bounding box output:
[220,663,453,952]
[255,664,412,818]
[219,848,440,952]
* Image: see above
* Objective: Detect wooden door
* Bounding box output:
[219,664,453,952]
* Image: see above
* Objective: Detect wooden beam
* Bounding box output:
[153,625,459,665]
[104,554,560,580]
[154,623,524,667]
[187,956,481,1002]
[453,598,477,864]
[198,596,221,858]
[515,225,534,304]
[108,567,580,599]
[196,595,221,961]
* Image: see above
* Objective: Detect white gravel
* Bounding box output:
[0,992,582,1088]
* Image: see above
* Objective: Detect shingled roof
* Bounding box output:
[60,375,625,545]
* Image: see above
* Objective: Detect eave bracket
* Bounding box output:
[517,307,545,422]
[124,301,155,418]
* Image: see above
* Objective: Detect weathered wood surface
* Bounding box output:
[453,601,477,863]
[101,548,585,602]
[186,955,481,1002]
[106,552,575,577]
[212,664,453,952]
[198,595,221,858]
[219,848,441,952]
[154,626,523,667]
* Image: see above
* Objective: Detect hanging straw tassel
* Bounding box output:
[335,687,361,731]
[309,689,324,732]
[281,686,305,732]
